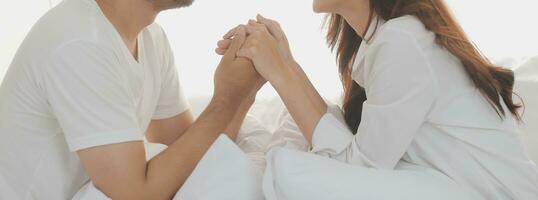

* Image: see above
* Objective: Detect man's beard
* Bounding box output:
[149,0,194,11]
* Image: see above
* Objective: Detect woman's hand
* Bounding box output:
[254,14,296,66]
[215,15,328,142]
[216,15,293,60]
[238,21,289,83]
[216,15,297,83]
[218,15,296,65]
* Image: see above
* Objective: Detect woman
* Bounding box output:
[217,0,538,199]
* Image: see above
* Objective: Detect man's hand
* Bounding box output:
[213,25,266,139]
[218,15,295,65]
[213,25,265,103]
[215,17,290,84]
[215,15,328,143]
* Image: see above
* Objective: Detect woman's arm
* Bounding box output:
[237,20,328,143]
[216,16,328,142]
[235,17,438,169]
[287,61,329,119]
[269,62,327,142]
[249,15,328,119]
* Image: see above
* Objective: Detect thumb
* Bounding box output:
[223,26,246,61]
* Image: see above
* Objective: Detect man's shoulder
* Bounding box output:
[145,23,167,37]
[142,23,172,50]
[21,0,110,56]
[36,0,98,37]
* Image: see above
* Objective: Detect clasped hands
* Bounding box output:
[212,14,297,106]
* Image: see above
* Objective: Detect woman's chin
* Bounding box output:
[312,4,326,13]
[312,1,323,13]
[312,1,334,14]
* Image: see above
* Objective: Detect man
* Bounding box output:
[0,0,264,199]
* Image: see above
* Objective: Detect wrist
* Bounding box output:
[286,59,298,68]
[210,94,243,110]
[269,62,296,91]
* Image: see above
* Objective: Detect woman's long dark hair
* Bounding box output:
[326,0,522,133]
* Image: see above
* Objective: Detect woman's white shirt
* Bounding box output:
[310,15,538,199]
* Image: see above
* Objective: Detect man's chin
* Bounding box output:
[177,0,194,8]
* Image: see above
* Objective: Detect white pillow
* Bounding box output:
[263,148,474,200]
[174,134,264,200]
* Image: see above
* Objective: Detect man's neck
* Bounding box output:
[96,0,158,58]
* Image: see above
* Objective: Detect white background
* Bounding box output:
[1,0,537,98]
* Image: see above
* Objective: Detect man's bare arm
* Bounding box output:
[146,111,194,146]
[77,28,261,200]
[147,98,257,146]
[78,98,240,200]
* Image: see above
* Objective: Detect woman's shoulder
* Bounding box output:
[372,15,434,48]
[359,15,438,87]
[384,15,425,31]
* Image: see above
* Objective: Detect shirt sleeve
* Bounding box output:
[311,30,439,169]
[152,30,190,120]
[46,41,143,152]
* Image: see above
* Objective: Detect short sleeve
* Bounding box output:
[152,30,189,120]
[45,41,143,152]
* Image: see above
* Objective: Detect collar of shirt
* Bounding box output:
[363,15,385,44]
[351,15,386,86]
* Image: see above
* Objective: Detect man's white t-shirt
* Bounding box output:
[0,0,189,199]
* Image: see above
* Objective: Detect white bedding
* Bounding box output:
[72,56,538,200]
[263,148,474,200]
[74,134,267,200]
[174,135,264,200]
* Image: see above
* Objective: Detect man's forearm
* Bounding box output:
[223,95,255,140]
[143,97,241,200]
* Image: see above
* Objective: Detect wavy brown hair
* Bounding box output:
[326,0,522,133]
